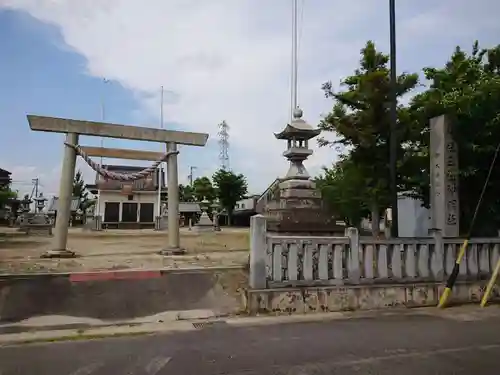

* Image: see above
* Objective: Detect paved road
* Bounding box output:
[1,312,500,374]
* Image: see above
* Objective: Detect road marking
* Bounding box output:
[69,362,103,375]
[225,343,500,374]
[286,343,500,372]
[145,356,172,375]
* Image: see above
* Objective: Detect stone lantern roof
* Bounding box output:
[274,107,320,181]
[274,108,321,140]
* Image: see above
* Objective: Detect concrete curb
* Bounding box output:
[0,265,245,281]
[0,309,228,335]
[0,321,197,346]
[2,305,499,346]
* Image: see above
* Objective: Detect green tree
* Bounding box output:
[72,170,89,209]
[0,173,16,208]
[318,41,419,234]
[0,186,16,208]
[315,157,370,228]
[405,42,500,235]
[179,184,195,202]
[192,177,216,202]
[212,169,248,224]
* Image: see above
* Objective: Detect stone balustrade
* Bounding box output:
[249,215,500,289]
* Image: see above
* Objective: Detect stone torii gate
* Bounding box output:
[27,115,208,258]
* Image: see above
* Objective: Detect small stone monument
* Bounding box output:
[211,201,222,231]
[193,198,214,233]
[154,203,167,231]
[14,196,32,228]
[265,107,345,235]
[21,193,53,236]
[84,204,101,231]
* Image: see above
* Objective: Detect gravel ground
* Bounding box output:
[0,227,249,274]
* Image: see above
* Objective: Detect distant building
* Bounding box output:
[232,195,260,226]
[85,165,201,229]
[85,164,164,229]
[46,196,81,216]
[229,178,282,227]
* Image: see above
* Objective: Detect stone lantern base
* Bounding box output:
[193,212,214,233]
[265,179,346,236]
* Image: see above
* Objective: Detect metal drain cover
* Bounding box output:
[192,321,227,329]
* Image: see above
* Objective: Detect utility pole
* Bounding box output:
[389,0,399,237]
[188,166,197,186]
[32,178,39,198]
[96,78,109,220]
[157,86,164,218]
[291,0,299,116]
[100,78,109,166]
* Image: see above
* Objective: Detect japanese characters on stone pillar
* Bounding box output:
[430,115,459,237]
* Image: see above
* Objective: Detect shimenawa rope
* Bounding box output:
[65,142,178,182]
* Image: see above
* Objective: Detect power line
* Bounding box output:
[218,121,230,171]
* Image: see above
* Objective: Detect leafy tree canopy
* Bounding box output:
[406,41,500,235]
[314,157,370,228]
[179,184,195,202]
[212,169,248,223]
[72,170,89,209]
[318,41,419,233]
[0,186,17,208]
[0,172,17,208]
[192,176,216,202]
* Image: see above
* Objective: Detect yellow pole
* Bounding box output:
[438,239,468,308]
[480,257,500,307]
[438,142,500,308]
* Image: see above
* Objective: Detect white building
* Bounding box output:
[86,165,165,229]
[86,165,202,229]
[395,194,431,237]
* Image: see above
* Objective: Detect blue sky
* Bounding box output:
[1,0,499,197]
[0,8,221,196]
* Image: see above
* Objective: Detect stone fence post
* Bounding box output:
[346,227,360,282]
[249,214,267,289]
[430,228,444,279]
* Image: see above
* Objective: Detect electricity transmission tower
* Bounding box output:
[218,121,230,170]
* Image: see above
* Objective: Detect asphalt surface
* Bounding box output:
[2,313,500,374]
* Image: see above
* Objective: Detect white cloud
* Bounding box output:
[2,0,499,195]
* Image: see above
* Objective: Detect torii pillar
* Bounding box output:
[27,115,208,258]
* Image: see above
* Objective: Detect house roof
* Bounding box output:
[179,202,201,212]
[0,168,11,175]
[86,184,98,194]
[47,197,80,213]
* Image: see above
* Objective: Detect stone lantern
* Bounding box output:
[33,193,47,213]
[211,200,222,231]
[274,107,321,181]
[193,197,214,233]
[265,107,345,235]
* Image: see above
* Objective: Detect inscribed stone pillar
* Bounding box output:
[430,115,459,237]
